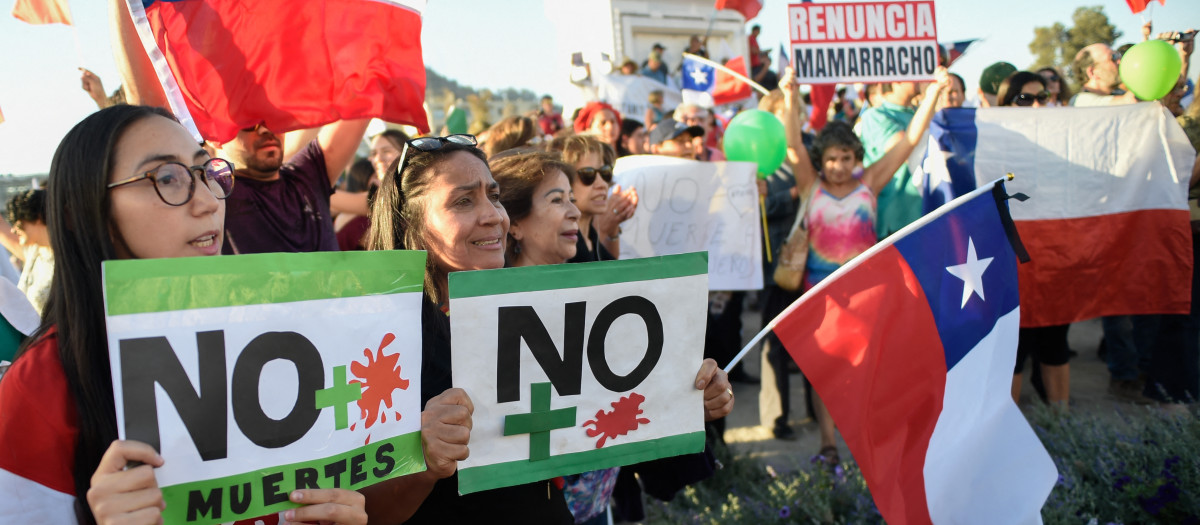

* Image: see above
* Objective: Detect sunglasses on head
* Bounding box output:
[394,134,478,177]
[1014,92,1050,106]
[575,165,613,185]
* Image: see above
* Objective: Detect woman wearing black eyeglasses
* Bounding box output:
[0,105,368,524]
[549,134,637,262]
[996,71,1051,108]
[364,134,576,524]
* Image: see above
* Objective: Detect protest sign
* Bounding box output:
[449,253,709,494]
[788,1,938,84]
[613,155,763,290]
[104,252,428,524]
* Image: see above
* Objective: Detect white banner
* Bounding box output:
[448,255,708,494]
[613,156,764,291]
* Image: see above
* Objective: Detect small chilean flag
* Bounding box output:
[769,182,1057,524]
[917,103,1194,328]
[681,54,754,107]
[1126,0,1165,14]
[128,0,429,143]
[714,0,761,21]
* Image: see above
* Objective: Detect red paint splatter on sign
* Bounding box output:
[582,392,650,448]
[351,333,410,442]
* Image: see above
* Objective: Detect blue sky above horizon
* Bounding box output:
[1,0,1197,175]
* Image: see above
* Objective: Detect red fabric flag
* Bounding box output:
[714,0,762,21]
[807,84,835,132]
[133,0,428,143]
[11,0,72,25]
[1126,0,1165,14]
[714,56,754,106]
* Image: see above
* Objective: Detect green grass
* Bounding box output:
[643,405,1199,524]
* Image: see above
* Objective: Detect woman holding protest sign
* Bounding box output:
[365,134,576,523]
[779,66,950,465]
[367,138,734,523]
[0,105,369,524]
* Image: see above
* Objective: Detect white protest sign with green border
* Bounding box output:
[449,252,709,494]
[104,251,427,524]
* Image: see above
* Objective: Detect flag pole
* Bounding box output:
[723,176,1013,373]
[759,194,772,263]
[684,52,770,96]
[66,3,84,68]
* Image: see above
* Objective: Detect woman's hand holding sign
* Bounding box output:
[281,488,367,525]
[695,358,735,421]
[421,387,474,479]
[86,440,165,525]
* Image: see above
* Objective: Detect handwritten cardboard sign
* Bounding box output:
[449,254,709,494]
[788,1,938,83]
[104,252,427,524]
[613,155,764,291]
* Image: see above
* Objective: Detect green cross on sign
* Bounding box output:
[314,365,363,430]
[503,382,577,461]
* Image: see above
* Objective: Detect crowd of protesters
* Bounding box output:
[0,4,1198,524]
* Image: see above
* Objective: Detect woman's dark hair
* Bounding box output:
[1035,66,1073,103]
[490,151,574,264]
[6,188,47,226]
[342,158,375,193]
[366,140,489,305]
[997,71,1047,107]
[810,121,864,169]
[616,118,644,157]
[12,104,176,524]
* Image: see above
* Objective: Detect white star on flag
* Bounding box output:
[688,66,709,86]
[945,237,993,308]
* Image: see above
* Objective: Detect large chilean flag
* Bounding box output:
[770,182,1057,524]
[128,0,429,143]
[917,103,1194,327]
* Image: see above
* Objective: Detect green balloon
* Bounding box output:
[723,109,786,179]
[1119,39,1183,101]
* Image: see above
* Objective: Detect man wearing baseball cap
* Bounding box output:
[977,61,1017,107]
[648,117,704,159]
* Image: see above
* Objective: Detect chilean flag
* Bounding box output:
[128,0,429,143]
[681,54,754,107]
[917,103,1194,327]
[769,182,1057,524]
[939,39,978,67]
[714,0,761,21]
[10,0,72,25]
[1126,0,1165,14]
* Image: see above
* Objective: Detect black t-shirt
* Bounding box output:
[404,297,574,524]
[222,140,338,254]
[566,224,614,264]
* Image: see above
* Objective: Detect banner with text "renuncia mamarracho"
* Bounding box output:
[788,1,938,84]
[104,251,428,524]
[449,253,709,494]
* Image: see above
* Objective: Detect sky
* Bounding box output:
[1,0,1198,176]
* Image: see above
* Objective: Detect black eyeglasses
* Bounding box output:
[576,165,613,186]
[1014,92,1050,107]
[107,158,235,206]
[395,134,478,177]
[1040,73,1060,82]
